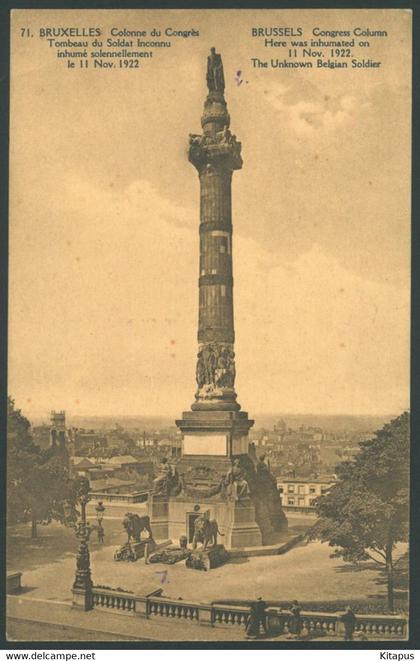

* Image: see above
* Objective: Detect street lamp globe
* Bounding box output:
[95,501,105,525]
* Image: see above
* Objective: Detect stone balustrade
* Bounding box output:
[212,603,250,627]
[87,586,407,638]
[148,597,200,622]
[266,608,407,639]
[89,491,148,504]
[92,587,136,613]
[267,608,337,636]
[353,615,407,638]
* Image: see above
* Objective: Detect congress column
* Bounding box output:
[171,48,262,548]
[148,49,286,548]
[175,47,253,465]
[188,47,242,413]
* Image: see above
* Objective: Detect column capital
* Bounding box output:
[189,131,242,173]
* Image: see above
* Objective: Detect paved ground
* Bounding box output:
[7,517,405,606]
[6,517,408,643]
[7,618,144,642]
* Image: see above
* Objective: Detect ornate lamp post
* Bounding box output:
[64,477,95,610]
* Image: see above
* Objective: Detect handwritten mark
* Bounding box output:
[234,70,248,86]
[155,570,169,584]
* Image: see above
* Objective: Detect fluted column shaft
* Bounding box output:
[198,167,234,345]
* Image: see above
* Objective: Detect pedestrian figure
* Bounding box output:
[245,597,268,639]
[340,606,357,641]
[287,600,302,639]
[97,525,104,544]
[145,540,150,564]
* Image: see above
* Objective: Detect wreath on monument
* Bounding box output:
[181,465,225,499]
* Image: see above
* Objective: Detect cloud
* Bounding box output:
[234,240,409,414]
[261,81,357,135]
[8,9,411,420]
[9,171,409,417]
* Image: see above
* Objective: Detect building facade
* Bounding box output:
[277,476,336,515]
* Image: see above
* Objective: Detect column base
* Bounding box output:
[176,408,254,461]
[192,383,240,412]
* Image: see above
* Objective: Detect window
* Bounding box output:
[298,485,305,494]
[287,498,295,506]
[221,285,226,297]
[211,269,217,274]
[298,498,305,506]
[287,484,295,493]
[201,269,206,276]
[309,498,316,507]
[220,244,226,253]
[309,486,316,494]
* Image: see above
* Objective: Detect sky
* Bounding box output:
[9,9,411,419]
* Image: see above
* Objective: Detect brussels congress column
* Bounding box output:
[177,48,253,465]
[148,50,286,549]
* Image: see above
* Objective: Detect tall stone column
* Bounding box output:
[176,49,253,464]
[148,49,287,549]
[190,84,242,412]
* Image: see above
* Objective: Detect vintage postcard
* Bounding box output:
[6,7,412,645]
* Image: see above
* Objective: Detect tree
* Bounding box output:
[312,412,409,612]
[7,397,77,538]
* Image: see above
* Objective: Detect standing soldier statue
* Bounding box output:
[207,47,225,92]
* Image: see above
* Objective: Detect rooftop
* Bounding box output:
[90,478,138,492]
[105,455,150,465]
[277,475,336,484]
[73,458,95,469]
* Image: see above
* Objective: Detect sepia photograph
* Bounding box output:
[6,7,412,644]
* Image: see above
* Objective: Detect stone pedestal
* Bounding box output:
[72,538,93,610]
[148,494,169,540]
[148,408,278,550]
[176,409,253,465]
[150,51,287,553]
[72,587,93,611]
[114,538,156,562]
[225,498,262,548]
[149,492,262,550]
[186,544,228,570]
[133,596,149,618]
[6,572,22,594]
[198,604,214,626]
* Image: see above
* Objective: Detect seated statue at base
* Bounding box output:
[152,458,182,496]
[225,458,249,500]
